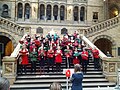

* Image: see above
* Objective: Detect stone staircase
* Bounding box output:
[81,16,120,38]
[0,16,25,44]
[10,57,115,90]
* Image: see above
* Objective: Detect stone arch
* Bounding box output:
[36,27,43,34]
[92,35,116,46]
[61,28,68,34]
[0,32,17,48]
[92,35,116,55]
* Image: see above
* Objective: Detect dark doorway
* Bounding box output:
[0,35,13,58]
[94,38,112,55]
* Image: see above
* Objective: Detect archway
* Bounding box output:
[0,35,14,58]
[94,38,112,55]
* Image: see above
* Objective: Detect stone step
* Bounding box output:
[14,78,108,84]
[10,82,115,89]
[16,74,105,80]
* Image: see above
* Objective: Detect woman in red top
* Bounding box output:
[81,48,88,73]
[55,46,62,73]
[47,46,55,73]
[19,44,29,74]
[92,48,100,69]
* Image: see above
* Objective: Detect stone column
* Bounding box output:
[102,57,120,82]
[11,1,16,21]
[22,3,25,21]
[45,5,47,22]
[58,5,60,22]
[79,6,81,23]
[51,5,54,22]
[2,56,17,85]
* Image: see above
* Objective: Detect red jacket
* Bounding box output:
[92,49,99,58]
[81,51,88,60]
[47,50,54,58]
[55,50,62,63]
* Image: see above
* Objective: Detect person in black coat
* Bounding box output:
[70,64,83,90]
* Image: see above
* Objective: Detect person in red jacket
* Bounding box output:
[92,48,100,70]
[47,46,55,73]
[55,46,62,73]
[19,44,29,74]
[81,48,88,73]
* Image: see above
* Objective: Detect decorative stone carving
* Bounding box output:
[109,63,115,72]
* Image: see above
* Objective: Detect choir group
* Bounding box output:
[18,31,100,74]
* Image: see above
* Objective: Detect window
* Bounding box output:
[36,27,43,34]
[46,5,51,20]
[25,3,30,19]
[1,4,9,18]
[17,3,23,18]
[40,4,45,20]
[80,7,85,21]
[93,12,98,19]
[73,6,79,21]
[53,5,58,20]
[60,5,65,20]
[61,28,68,34]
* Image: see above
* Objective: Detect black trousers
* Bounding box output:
[94,58,100,69]
[56,63,61,72]
[31,61,36,73]
[21,65,27,74]
[82,60,88,73]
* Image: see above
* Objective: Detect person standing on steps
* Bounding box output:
[30,48,38,74]
[55,46,63,73]
[38,46,46,74]
[19,44,29,74]
[70,64,83,90]
[47,46,55,73]
[92,48,100,70]
[81,48,88,74]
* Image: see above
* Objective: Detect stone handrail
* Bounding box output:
[85,16,120,37]
[10,34,27,57]
[82,35,107,59]
[0,16,24,36]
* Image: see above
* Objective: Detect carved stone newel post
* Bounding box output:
[2,56,17,84]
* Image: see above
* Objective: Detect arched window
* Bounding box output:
[53,5,58,20]
[73,6,78,21]
[60,5,65,20]
[1,4,9,18]
[61,28,68,34]
[40,4,45,20]
[46,5,51,20]
[80,7,85,21]
[25,3,30,19]
[17,3,23,18]
[36,27,43,34]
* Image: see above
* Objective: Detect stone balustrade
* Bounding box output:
[83,16,119,37]
[0,16,25,36]
[102,57,120,83]
[39,0,67,2]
